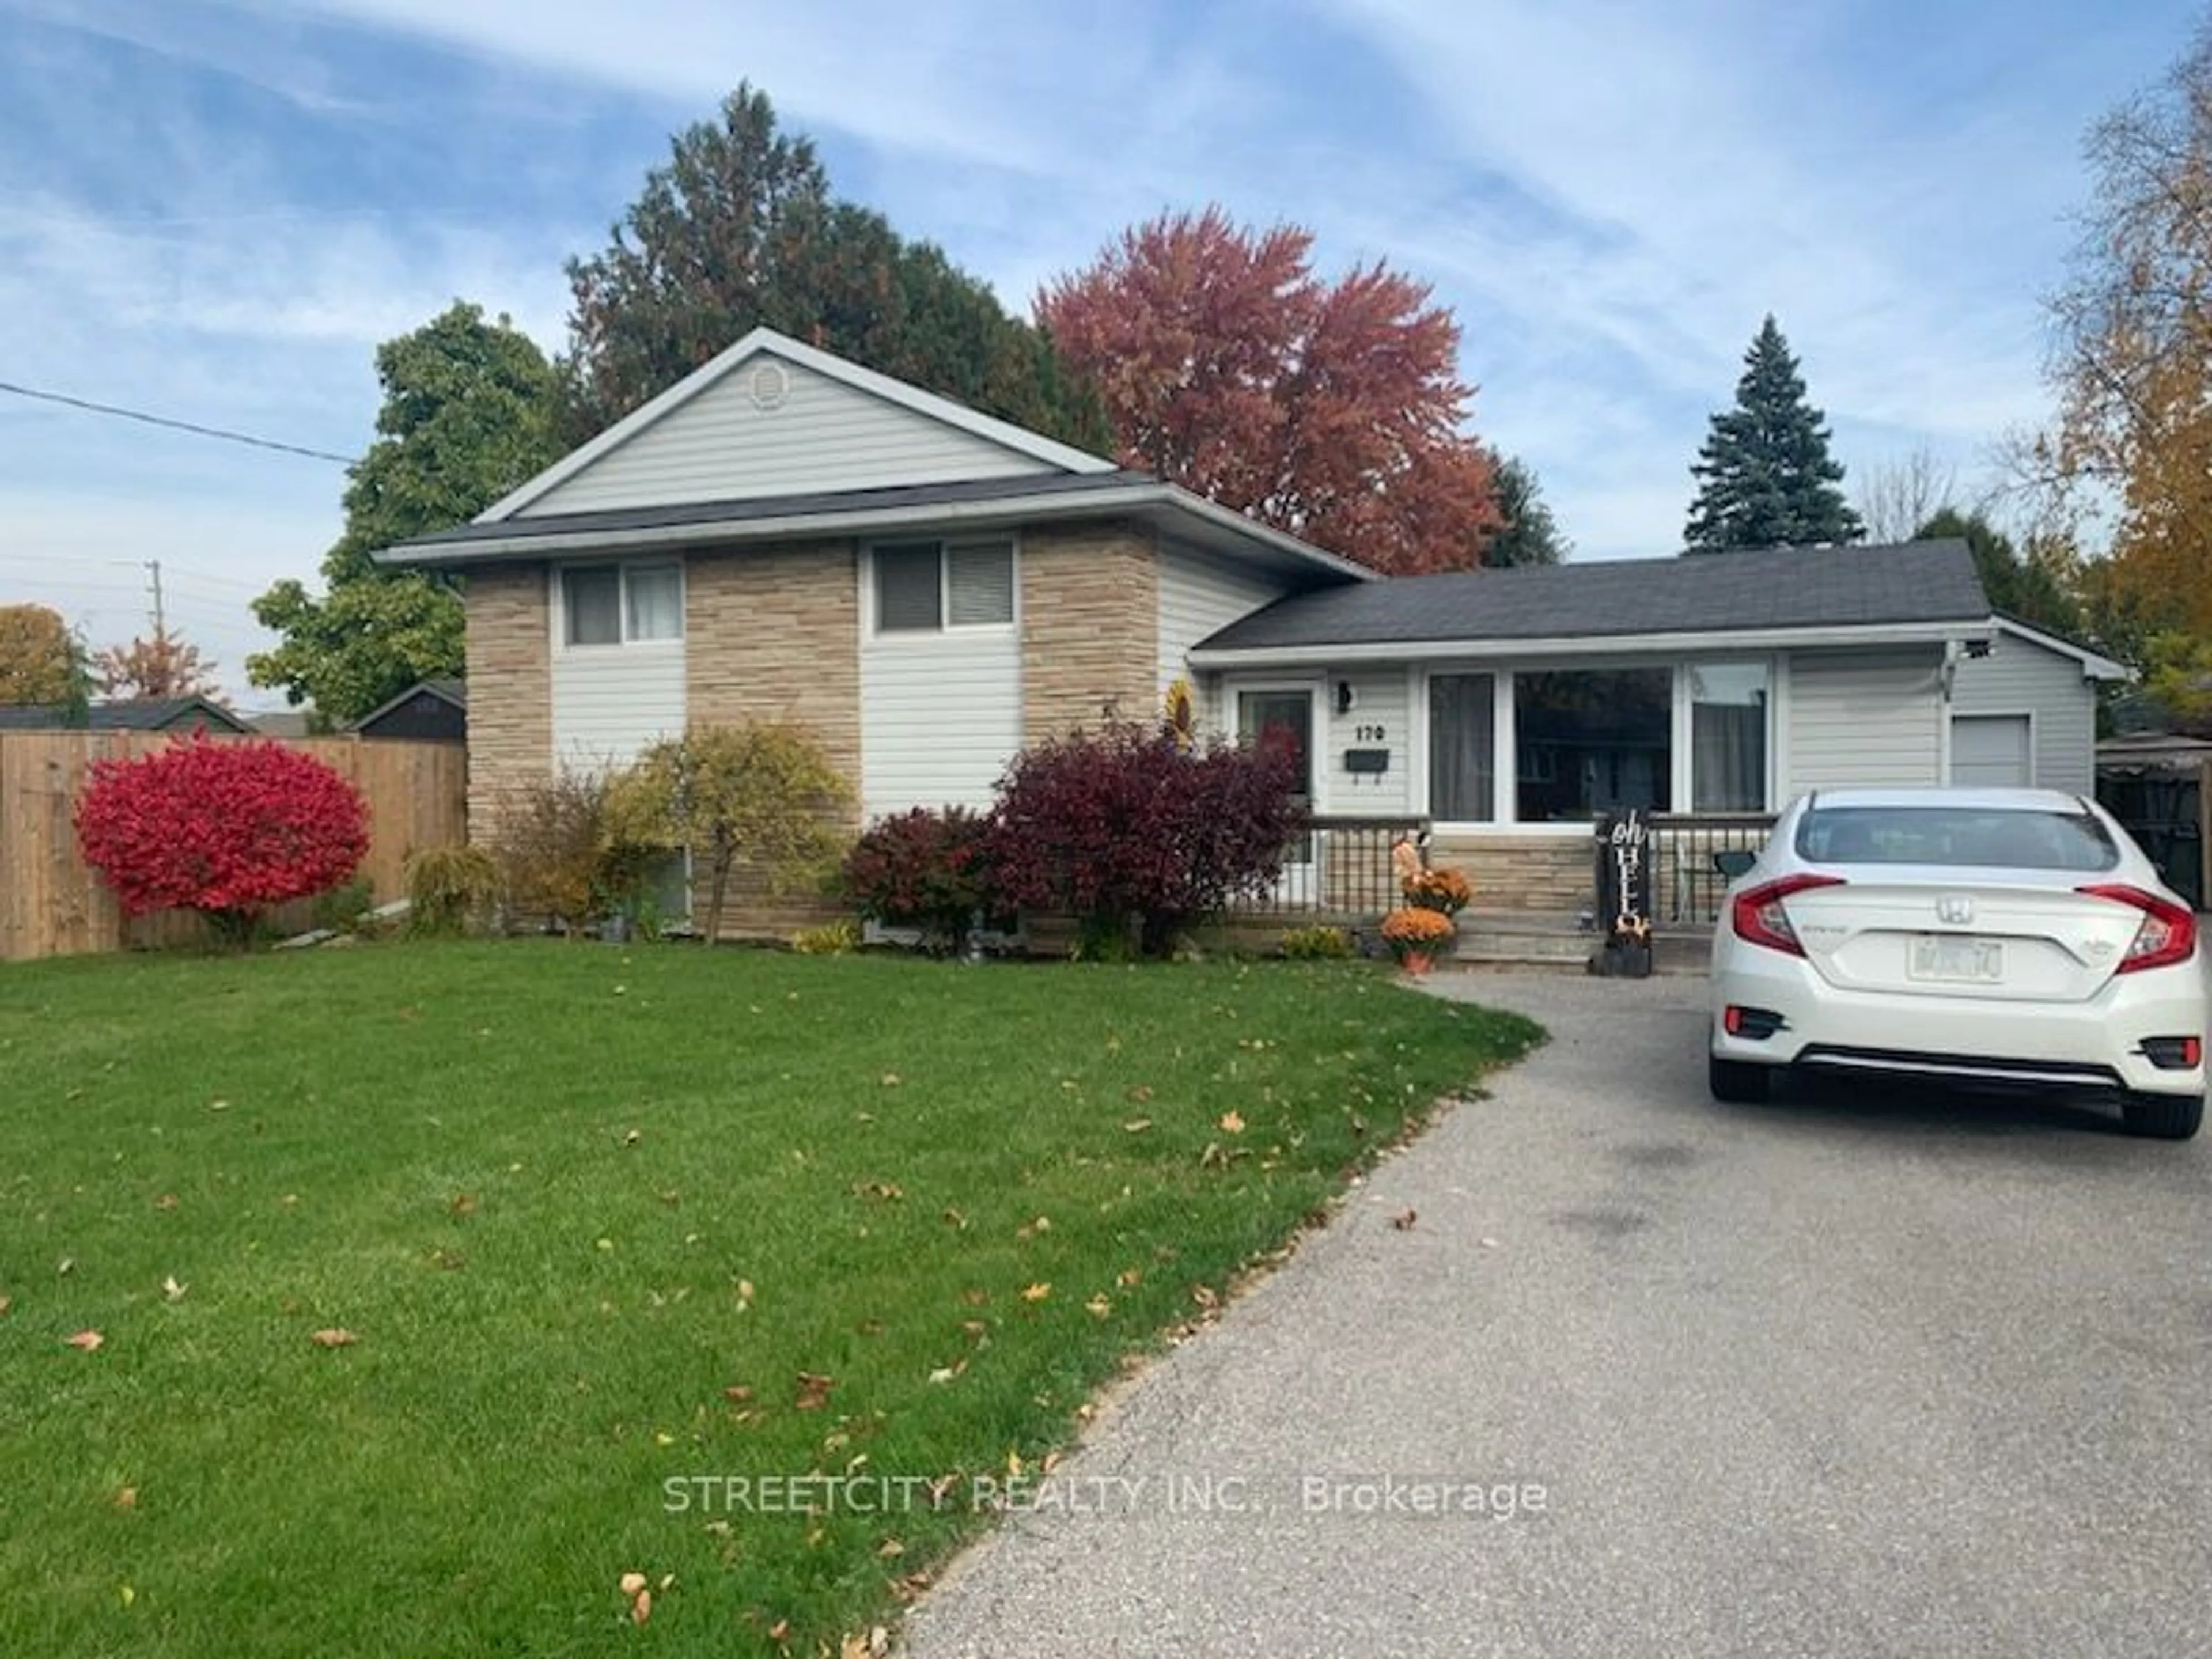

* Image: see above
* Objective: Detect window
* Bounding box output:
[1689,663,1768,810]
[563,564,682,647]
[1514,668,1672,820]
[873,540,1014,633]
[1795,805,2118,872]
[1429,674,1495,821]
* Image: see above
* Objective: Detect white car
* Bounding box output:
[1708,787,2205,1139]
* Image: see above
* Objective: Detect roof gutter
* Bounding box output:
[1188,619,1993,669]
[377,482,1373,583]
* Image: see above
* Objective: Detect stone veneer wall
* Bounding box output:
[461,565,552,845]
[686,543,863,938]
[1019,521,1162,743]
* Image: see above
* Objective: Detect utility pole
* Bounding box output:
[143,559,165,639]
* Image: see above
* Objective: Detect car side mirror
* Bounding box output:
[1711,849,1756,880]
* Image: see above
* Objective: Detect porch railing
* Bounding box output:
[1226,816,1429,920]
[1647,812,1778,925]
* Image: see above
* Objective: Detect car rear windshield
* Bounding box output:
[1794,806,2121,872]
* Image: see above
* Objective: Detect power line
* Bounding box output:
[0,379,351,464]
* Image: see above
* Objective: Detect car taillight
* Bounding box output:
[1730,874,1846,957]
[2075,883,2199,973]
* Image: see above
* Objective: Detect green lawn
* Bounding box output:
[0,941,1539,1656]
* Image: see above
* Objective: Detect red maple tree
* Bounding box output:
[75,737,370,945]
[1037,207,1502,574]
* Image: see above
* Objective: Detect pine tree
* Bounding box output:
[1483,454,1570,566]
[1683,316,1864,552]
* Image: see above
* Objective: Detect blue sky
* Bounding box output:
[0,0,2199,706]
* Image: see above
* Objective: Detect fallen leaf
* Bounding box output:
[623,1128,641,1146]
[117,1584,135,1609]
[65,1330,103,1351]
[853,1181,903,1202]
[927,1366,957,1385]
[1480,1237,1499,1249]
[1122,1118,1153,1134]
[309,1328,358,1349]
[428,1248,465,1271]
[722,1384,754,1403]
[161,1275,187,1302]
[630,1588,652,1626]
[880,1073,900,1087]
[58,1257,75,1277]
[736,1278,756,1304]
[0,1294,12,1317]
[153,1194,178,1211]
[618,1570,647,1596]
[114,1487,137,1510]
[960,1288,990,1307]
[450,1193,477,1218]
[960,1319,988,1338]
[1219,1111,1246,1134]
[1125,1085,1154,1104]
[1115,1268,1143,1289]
[1020,1282,1051,1303]
[794,1372,835,1411]
[877,1537,905,1558]
[1085,1294,1112,1319]
[941,1207,968,1230]
[1191,1284,1220,1310]
[1391,1209,1418,1231]
[768,1617,791,1641]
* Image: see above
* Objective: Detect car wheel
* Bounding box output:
[2119,1090,2203,1141]
[1709,1054,1771,1104]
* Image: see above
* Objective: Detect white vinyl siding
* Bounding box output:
[552,645,685,772]
[1324,669,1412,816]
[1157,541,1297,718]
[1785,647,1945,793]
[1950,631,2097,794]
[518,357,1056,516]
[860,631,1021,818]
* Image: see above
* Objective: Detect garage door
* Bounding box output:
[1952,714,2032,786]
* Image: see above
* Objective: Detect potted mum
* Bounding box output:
[1402,864,1474,917]
[1380,906,1456,975]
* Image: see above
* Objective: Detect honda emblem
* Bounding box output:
[1937,895,1975,925]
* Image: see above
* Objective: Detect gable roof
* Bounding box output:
[0,696,249,733]
[1191,540,1993,664]
[1991,614,2130,681]
[381,470,1376,585]
[480,327,1117,522]
[344,677,467,732]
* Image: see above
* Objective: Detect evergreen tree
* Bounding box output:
[1914,508,2082,639]
[1482,454,1570,566]
[565,84,1108,452]
[1683,316,1864,552]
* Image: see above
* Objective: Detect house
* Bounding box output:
[0,696,250,734]
[377,328,2122,932]
[347,678,467,743]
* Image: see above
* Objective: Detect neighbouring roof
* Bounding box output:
[0,696,249,733]
[1192,539,1992,661]
[346,677,467,732]
[378,470,1374,585]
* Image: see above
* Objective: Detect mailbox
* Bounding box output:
[1344,748,1390,775]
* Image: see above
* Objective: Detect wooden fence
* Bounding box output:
[0,732,466,961]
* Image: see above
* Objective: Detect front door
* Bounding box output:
[1238,688,1316,903]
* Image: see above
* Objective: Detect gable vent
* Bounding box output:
[748,362,790,411]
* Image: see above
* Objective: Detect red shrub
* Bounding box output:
[75,737,371,944]
[987,721,1306,957]
[842,806,997,953]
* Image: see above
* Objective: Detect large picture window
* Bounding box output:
[562,564,681,647]
[1428,673,1495,821]
[1689,663,1769,810]
[1514,668,1672,820]
[873,539,1015,634]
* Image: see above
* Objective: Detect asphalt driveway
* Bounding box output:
[900,969,2212,1657]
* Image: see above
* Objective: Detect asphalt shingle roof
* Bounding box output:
[0,697,247,732]
[1195,539,1990,653]
[389,470,1158,551]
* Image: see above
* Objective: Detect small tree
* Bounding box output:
[987,721,1306,958]
[92,628,218,699]
[74,737,370,946]
[0,603,79,706]
[842,806,997,955]
[606,722,852,943]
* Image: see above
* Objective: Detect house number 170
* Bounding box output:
[1354,724,1387,741]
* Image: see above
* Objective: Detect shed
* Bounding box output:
[347,679,467,743]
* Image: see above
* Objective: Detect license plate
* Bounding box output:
[1908,934,2003,983]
